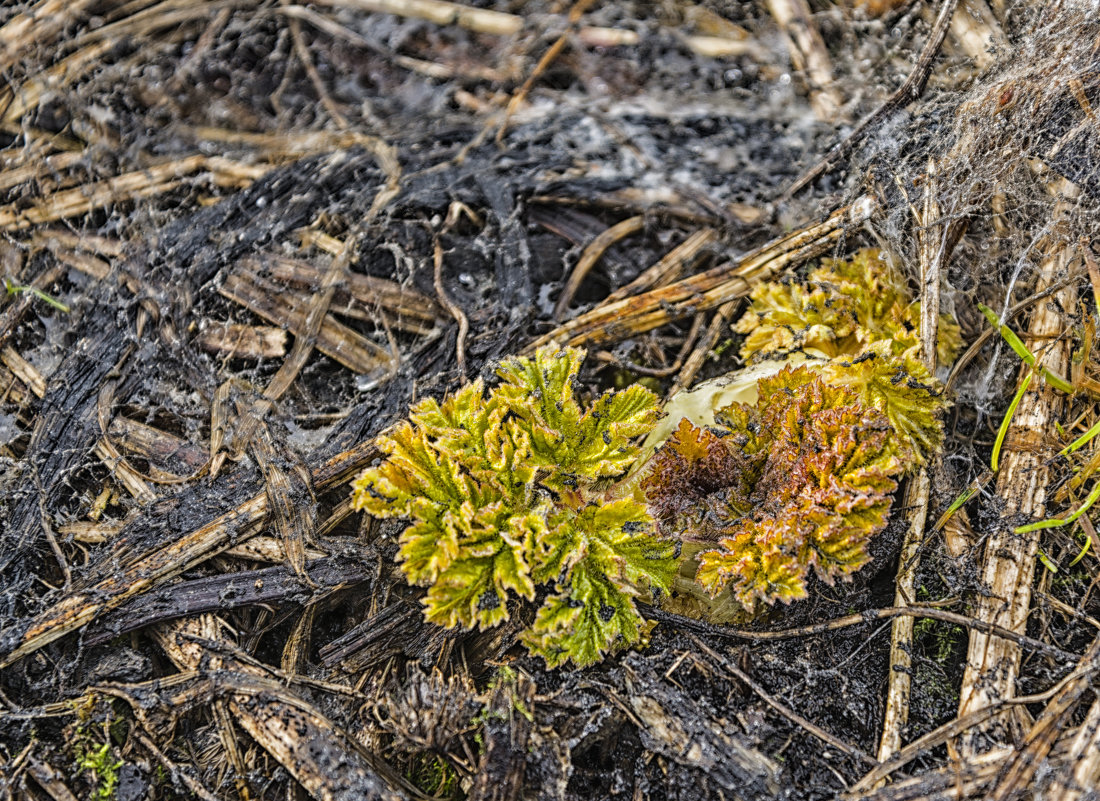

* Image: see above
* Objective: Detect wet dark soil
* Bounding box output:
[2,2,1100,800]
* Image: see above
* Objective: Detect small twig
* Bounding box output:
[670,300,739,396]
[496,0,598,143]
[32,466,70,591]
[780,0,959,200]
[846,661,1096,795]
[604,228,718,304]
[554,215,646,320]
[166,7,231,93]
[690,635,880,768]
[133,730,221,801]
[1034,589,1100,632]
[283,0,349,129]
[988,632,1100,800]
[433,202,479,377]
[878,159,946,766]
[593,313,705,378]
[645,604,1080,662]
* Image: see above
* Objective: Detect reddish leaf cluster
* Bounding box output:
[642,366,907,611]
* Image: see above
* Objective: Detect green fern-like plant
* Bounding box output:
[638,249,956,613]
[354,252,958,658]
[351,346,677,668]
[735,248,962,366]
[729,249,955,465]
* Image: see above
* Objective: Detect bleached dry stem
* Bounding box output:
[956,179,1080,755]
[155,617,406,801]
[1047,696,1100,800]
[318,0,766,59]
[878,158,944,765]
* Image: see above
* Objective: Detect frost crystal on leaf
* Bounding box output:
[351,346,676,668]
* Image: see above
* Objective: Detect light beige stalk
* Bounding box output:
[957,179,1079,754]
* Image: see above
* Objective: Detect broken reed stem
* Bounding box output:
[0,157,270,232]
[956,178,1080,755]
[154,616,407,801]
[877,471,931,761]
[0,439,377,669]
[0,0,99,73]
[315,0,762,58]
[1047,694,1100,799]
[554,215,646,320]
[878,158,945,765]
[604,228,718,303]
[219,270,391,373]
[988,633,1100,800]
[323,0,522,35]
[0,39,113,125]
[944,0,1004,73]
[528,195,875,350]
[669,300,738,395]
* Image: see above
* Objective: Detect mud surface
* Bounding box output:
[2,2,1100,800]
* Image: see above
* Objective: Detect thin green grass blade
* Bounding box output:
[4,278,70,313]
[932,471,993,532]
[1069,535,1092,567]
[1059,418,1100,457]
[978,303,1073,394]
[1015,480,1100,534]
[992,371,1033,473]
[1037,550,1059,573]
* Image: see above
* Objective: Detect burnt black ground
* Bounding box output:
[3,2,1100,800]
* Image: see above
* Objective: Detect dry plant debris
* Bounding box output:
[0,0,1099,800]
